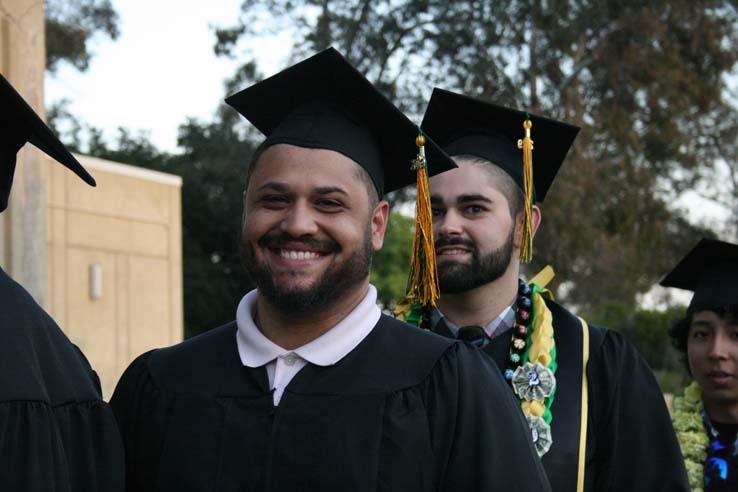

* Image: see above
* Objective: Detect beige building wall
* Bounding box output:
[47,155,184,398]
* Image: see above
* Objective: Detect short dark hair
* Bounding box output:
[669,304,738,374]
[453,154,525,218]
[244,143,380,210]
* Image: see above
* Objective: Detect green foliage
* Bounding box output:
[371,212,415,308]
[585,302,690,393]
[216,0,737,312]
[45,0,120,72]
[171,115,258,337]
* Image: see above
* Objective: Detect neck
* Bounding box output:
[438,262,519,328]
[704,397,738,425]
[255,281,369,350]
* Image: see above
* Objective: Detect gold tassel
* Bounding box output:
[404,131,440,308]
[517,117,534,263]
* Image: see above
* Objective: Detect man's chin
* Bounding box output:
[438,275,477,295]
[261,287,326,313]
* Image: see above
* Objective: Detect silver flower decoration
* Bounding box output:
[511,362,556,401]
[527,415,553,456]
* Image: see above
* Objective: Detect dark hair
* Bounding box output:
[453,154,525,218]
[244,142,380,209]
[669,304,738,374]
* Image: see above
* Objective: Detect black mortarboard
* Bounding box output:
[224,47,456,195]
[421,88,580,203]
[0,74,95,212]
[660,238,738,313]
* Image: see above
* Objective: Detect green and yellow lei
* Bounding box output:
[673,381,709,492]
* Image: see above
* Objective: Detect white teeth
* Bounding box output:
[440,249,467,255]
[280,250,320,260]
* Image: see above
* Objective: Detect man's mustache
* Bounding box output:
[435,236,477,251]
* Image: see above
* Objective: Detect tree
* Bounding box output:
[45,0,120,72]
[371,211,415,309]
[216,0,737,311]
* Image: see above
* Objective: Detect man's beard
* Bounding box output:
[240,228,373,314]
[436,229,515,294]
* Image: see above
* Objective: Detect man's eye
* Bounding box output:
[261,195,290,205]
[316,199,344,209]
[431,208,444,217]
[464,205,484,214]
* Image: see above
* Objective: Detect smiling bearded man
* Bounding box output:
[110,49,551,492]
[239,149,375,314]
[397,88,689,492]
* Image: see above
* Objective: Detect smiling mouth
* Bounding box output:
[277,249,323,260]
[437,248,470,256]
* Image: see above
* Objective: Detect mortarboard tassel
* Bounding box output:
[517,117,534,263]
[404,130,440,311]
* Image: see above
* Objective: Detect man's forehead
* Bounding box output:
[430,164,504,200]
[254,144,364,177]
[692,310,738,321]
[248,144,368,194]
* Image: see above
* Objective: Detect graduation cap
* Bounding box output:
[421,88,580,262]
[0,74,95,212]
[226,47,456,309]
[224,47,455,195]
[660,238,738,314]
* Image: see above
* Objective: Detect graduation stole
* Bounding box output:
[673,381,709,492]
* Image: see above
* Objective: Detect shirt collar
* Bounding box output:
[236,285,381,368]
[434,299,516,339]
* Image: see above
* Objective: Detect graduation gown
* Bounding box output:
[110,314,552,492]
[434,299,689,492]
[0,267,124,491]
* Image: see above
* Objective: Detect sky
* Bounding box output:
[45,1,291,153]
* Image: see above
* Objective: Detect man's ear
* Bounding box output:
[513,205,542,248]
[531,205,542,237]
[371,200,390,251]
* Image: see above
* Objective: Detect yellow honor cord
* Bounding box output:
[518,289,555,419]
[517,118,534,263]
[406,133,440,308]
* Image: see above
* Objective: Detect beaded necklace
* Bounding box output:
[504,279,533,378]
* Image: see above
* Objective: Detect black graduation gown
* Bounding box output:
[0,266,124,491]
[435,299,689,492]
[110,314,552,492]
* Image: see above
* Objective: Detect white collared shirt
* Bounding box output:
[236,285,381,405]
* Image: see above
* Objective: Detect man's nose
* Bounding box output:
[281,201,319,237]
